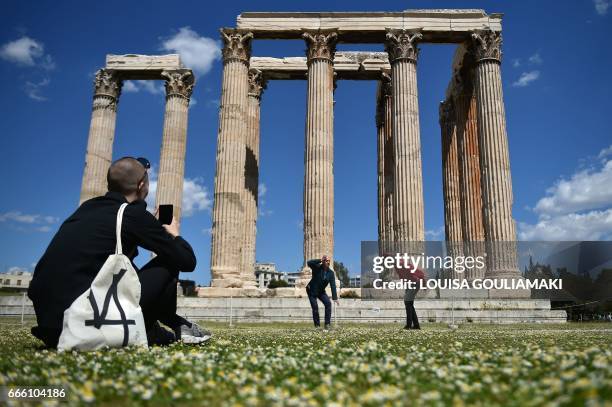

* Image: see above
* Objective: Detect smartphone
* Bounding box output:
[158,204,173,225]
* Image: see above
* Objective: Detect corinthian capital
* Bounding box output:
[161,70,195,99]
[471,30,503,63]
[385,29,423,63]
[93,69,122,98]
[302,30,338,63]
[248,68,267,99]
[221,29,253,64]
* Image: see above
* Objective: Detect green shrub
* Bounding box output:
[267,279,289,289]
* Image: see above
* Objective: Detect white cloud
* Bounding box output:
[528,52,543,65]
[0,211,58,224]
[182,178,213,216]
[145,166,212,217]
[160,27,221,74]
[202,227,212,235]
[189,97,197,108]
[597,144,612,160]
[518,209,612,240]
[594,0,611,15]
[533,158,612,215]
[24,78,50,101]
[425,226,444,240]
[6,266,29,274]
[512,58,521,68]
[518,147,612,240]
[0,36,54,69]
[512,70,540,87]
[123,80,164,95]
[122,80,139,92]
[258,183,267,197]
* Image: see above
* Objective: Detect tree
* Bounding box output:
[333,261,350,288]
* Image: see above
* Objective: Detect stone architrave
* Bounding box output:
[79,69,122,204]
[155,70,195,224]
[210,29,253,288]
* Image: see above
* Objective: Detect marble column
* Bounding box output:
[210,29,253,288]
[301,30,337,282]
[240,68,266,289]
[155,70,195,224]
[440,99,464,278]
[376,73,394,255]
[382,73,395,255]
[79,69,122,204]
[471,30,520,278]
[453,74,486,280]
[385,29,425,256]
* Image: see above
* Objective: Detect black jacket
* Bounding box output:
[306,259,338,300]
[28,192,196,331]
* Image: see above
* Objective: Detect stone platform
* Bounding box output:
[0,295,566,324]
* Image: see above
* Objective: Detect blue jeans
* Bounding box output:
[307,287,331,327]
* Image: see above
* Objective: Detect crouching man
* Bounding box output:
[28,157,210,347]
[305,256,339,330]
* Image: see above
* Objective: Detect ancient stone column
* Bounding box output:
[210,29,253,288]
[385,30,425,256]
[471,30,520,278]
[382,73,395,255]
[376,73,394,255]
[300,30,337,283]
[79,69,122,204]
[155,70,195,223]
[439,99,464,279]
[453,73,486,280]
[240,68,266,289]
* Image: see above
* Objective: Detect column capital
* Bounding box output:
[221,29,253,65]
[302,30,338,64]
[248,68,267,100]
[385,29,423,63]
[93,69,122,99]
[471,29,503,63]
[161,70,195,100]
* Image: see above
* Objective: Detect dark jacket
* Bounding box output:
[306,259,338,300]
[28,192,196,331]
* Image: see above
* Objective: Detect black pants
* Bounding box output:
[404,300,420,328]
[307,287,332,326]
[137,256,183,331]
[32,256,181,348]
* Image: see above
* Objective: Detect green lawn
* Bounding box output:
[1,322,610,406]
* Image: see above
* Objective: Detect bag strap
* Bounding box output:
[115,203,129,255]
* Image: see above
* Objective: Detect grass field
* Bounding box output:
[0,322,611,406]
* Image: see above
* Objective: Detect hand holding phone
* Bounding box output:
[158,204,173,225]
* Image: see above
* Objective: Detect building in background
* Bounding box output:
[0,269,33,291]
[254,263,301,289]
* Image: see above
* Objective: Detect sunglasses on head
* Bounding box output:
[133,157,150,186]
[135,157,150,170]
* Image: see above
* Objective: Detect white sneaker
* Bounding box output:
[175,321,212,344]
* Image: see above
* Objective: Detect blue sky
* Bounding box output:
[1,0,611,285]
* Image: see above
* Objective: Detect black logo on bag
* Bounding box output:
[85,268,136,347]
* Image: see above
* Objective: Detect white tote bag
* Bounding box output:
[58,203,148,351]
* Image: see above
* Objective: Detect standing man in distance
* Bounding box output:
[306,255,339,330]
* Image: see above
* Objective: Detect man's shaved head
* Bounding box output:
[107,157,148,197]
